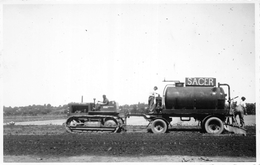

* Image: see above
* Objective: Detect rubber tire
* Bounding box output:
[204,117,224,134]
[151,119,168,134]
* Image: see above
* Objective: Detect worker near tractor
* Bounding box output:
[148,86,159,113]
[234,96,247,128]
[96,95,109,110]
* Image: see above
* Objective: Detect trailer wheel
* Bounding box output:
[151,119,168,134]
[204,117,224,134]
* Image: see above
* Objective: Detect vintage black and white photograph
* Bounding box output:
[1,0,258,163]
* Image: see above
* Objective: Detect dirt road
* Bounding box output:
[4,155,255,162]
[5,115,256,126]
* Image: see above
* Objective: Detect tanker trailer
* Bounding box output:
[136,77,246,135]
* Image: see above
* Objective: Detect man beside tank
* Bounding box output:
[96,95,109,110]
[148,86,159,113]
[234,96,247,128]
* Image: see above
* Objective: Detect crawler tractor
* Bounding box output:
[65,101,125,133]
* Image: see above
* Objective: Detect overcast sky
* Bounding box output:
[2,2,257,107]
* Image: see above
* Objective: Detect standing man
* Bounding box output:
[234,96,247,128]
[148,86,159,113]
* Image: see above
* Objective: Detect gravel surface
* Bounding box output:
[3,125,256,162]
[3,115,256,162]
[4,132,256,157]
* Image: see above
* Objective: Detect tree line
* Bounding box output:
[3,102,256,116]
[3,104,68,116]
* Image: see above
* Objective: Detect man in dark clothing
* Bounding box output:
[96,95,109,110]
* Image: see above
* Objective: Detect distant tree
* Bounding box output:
[47,104,51,108]
[131,105,138,114]
[246,103,255,115]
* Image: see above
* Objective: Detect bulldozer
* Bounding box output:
[65,100,125,133]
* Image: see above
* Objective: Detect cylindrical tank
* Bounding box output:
[164,86,226,110]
